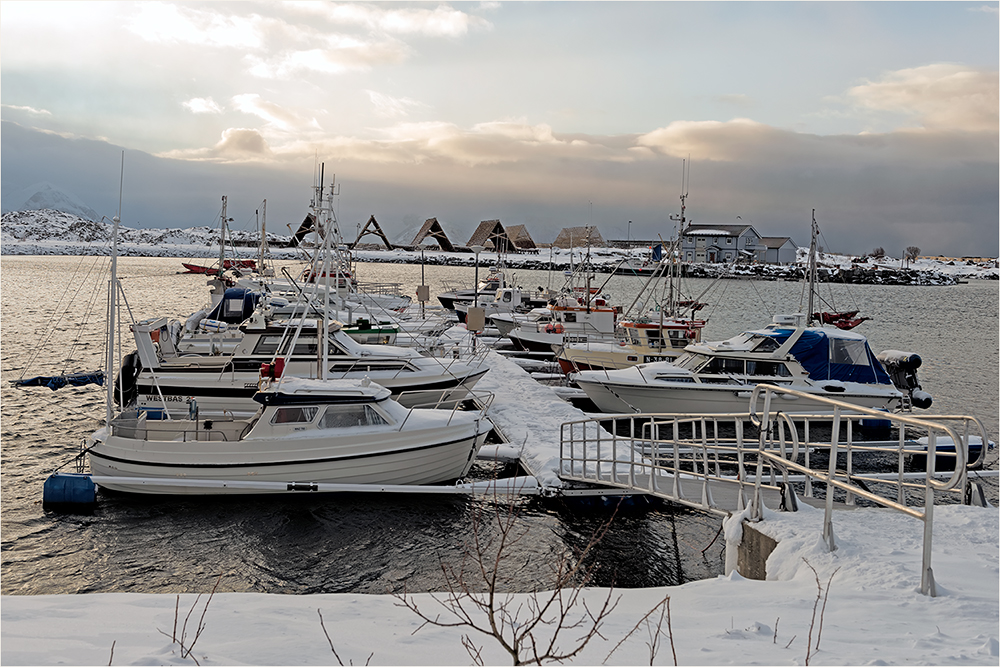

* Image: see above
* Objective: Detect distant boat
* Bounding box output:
[181,259,256,274]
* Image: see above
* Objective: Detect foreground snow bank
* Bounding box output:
[3,505,996,665]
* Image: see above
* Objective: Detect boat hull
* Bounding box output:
[573,376,901,415]
[89,418,490,494]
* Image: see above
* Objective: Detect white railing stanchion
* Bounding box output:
[823,405,841,552]
[921,431,938,596]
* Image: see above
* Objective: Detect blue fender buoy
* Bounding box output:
[43,473,97,507]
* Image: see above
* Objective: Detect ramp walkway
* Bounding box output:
[558,384,992,595]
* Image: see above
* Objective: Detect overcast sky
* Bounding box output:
[2,1,997,256]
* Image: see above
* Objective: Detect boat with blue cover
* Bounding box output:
[571,313,929,415]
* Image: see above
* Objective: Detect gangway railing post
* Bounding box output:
[804,419,813,498]
[921,430,938,597]
[846,419,855,506]
[672,420,681,500]
[897,422,906,505]
[823,406,841,552]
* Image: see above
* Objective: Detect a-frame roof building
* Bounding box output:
[410,217,456,252]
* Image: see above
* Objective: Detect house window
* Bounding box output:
[726,238,732,244]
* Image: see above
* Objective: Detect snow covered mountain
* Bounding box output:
[2,182,101,221]
[0,209,293,256]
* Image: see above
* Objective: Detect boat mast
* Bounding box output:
[667,158,690,317]
[217,196,228,279]
[258,199,268,274]
[107,153,124,426]
[806,209,818,325]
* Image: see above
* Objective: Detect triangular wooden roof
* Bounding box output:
[290,213,317,247]
[505,224,537,250]
[410,217,456,252]
[467,219,516,253]
[552,226,604,249]
[349,214,393,250]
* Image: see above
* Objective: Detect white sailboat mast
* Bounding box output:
[107,154,123,426]
[807,209,818,325]
[218,196,228,278]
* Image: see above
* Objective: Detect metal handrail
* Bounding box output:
[559,388,991,597]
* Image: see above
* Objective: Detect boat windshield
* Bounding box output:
[320,404,389,428]
[750,335,782,352]
[672,352,707,370]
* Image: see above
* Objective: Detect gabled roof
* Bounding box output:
[552,226,604,248]
[682,224,756,237]
[349,214,394,250]
[467,219,516,253]
[759,236,796,249]
[410,217,456,252]
[505,224,537,249]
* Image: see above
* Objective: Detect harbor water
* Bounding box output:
[1,256,997,595]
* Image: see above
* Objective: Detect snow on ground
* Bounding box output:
[2,504,996,665]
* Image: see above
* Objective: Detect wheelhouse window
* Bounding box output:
[271,406,318,424]
[830,338,868,366]
[672,352,705,369]
[320,404,388,428]
[751,336,782,353]
[645,330,664,349]
[702,357,745,374]
[252,335,284,356]
[746,361,792,377]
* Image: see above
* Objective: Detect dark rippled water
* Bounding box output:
[2,256,996,595]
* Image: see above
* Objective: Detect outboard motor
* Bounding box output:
[877,350,933,409]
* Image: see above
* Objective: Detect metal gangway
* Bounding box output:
[559,384,993,596]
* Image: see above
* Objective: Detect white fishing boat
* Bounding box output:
[89,377,493,494]
[125,312,489,419]
[571,313,918,414]
[506,292,619,355]
[489,307,552,338]
[556,314,705,374]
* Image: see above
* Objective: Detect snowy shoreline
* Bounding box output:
[2,504,996,666]
[3,209,997,283]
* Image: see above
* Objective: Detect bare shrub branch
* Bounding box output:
[802,559,839,665]
[393,487,625,665]
[156,574,222,666]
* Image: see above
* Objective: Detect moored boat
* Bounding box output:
[90,377,492,494]
[571,313,924,415]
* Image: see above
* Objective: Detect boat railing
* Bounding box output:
[559,384,992,596]
[110,412,239,442]
[356,281,407,298]
[395,390,496,429]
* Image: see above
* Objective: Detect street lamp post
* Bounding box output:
[470,245,486,293]
[628,221,632,245]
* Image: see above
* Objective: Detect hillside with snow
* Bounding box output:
[2,209,997,283]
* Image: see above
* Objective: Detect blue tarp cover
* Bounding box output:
[757,328,892,385]
[207,288,260,324]
[13,371,105,391]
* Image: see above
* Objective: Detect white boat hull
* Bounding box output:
[90,416,490,494]
[573,377,901,415]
